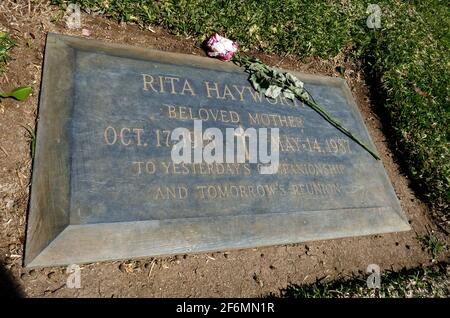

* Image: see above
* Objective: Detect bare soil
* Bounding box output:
[0,1,448,297]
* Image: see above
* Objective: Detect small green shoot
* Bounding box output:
[0,31,15,73]
[418,233,447,260]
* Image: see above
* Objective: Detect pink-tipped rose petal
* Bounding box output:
[206,33,238,61]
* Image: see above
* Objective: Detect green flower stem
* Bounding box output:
[233,54,380,160]
[298,94,380,160]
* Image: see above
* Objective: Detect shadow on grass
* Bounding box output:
[276,263,449,298]
[359,37,449,234]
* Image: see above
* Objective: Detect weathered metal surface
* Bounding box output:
[24,33,410,267]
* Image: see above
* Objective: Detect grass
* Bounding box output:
[51,0,449,213]
[280,264,449,298]
[418,233,447,260]
[0,31,14,74]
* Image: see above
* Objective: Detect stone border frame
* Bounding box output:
[24,33,410,267]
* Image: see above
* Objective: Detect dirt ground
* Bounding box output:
[0,1,448,297]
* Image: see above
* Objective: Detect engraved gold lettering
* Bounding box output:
[199,108,209,120]
[219,110,229,123]
[104,126,117,145]
[230,111,240,123]
[146,161,155,174]
[232,85,246,101]
[188,107,199,120]
[204,81,222,99]
[247,87,264,102]
[166,104,177,119]
[180,79,196,96]
[222,84,236,100]
[159,76,165,93]
[161,161,170,174]
[155,186,187,200]
[132,161,144,175]
[179,106,188,120]
[164,76,180,94]
[208,108,219,121]
[119,128,131,146]
[133,128,144,146]
[142,74,158,92]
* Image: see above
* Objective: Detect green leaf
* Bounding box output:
[286,73,304,89]
[268,69,285,83]
[250,71,271,93]
[265,85,282,99]
[249,73,261,91]
[247,62,268,73]
[283,89,296,100]
[0,86,32,101]
[248,57,262,64]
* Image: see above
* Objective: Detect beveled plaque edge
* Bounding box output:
[24,33,411,267]
[26,206,410,268]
